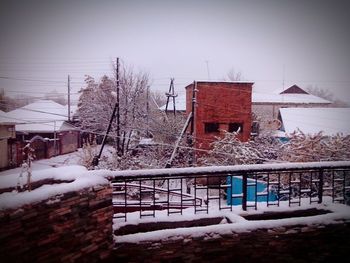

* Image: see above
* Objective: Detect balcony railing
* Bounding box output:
[110,161,350,221]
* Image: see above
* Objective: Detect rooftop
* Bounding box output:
[2,100,76,132]
[280,107,350,136]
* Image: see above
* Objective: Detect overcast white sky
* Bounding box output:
[0,0,349,104]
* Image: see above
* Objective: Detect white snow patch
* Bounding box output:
[280,107,350,136]
[0,165,109,210]
[114,199,350,244]
[92,161,350,179]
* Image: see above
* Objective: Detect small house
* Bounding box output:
[3,100,80,167]
[252,85,331,133]
[0,111,16,170]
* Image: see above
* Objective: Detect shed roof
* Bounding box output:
[185,80,255,89]
[279,107,350,136]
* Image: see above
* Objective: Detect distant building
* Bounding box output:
[252,85,331,133]
[159,84,332,137]
[185,81,253,151]
[0,111,16,170]
[0,100,80,168]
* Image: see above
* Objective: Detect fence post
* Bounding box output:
[242,172,247,211]
[318,169,324,204]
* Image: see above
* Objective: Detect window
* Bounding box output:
[204,122,219,133]
[228,123,243,133]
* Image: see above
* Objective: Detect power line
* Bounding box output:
[0,76,67,84]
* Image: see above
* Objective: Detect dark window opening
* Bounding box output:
[229,123,243,133]
[204,123,220,133]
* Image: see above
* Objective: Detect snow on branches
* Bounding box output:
[198,129,350,167]
[77,64,150,156]
[280,130,350,162]
[199,131,281,166]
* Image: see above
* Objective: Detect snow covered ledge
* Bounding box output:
[0,166,113,262]
[113,201,350,262]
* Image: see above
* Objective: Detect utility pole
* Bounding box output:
[53,121,57,156]
[189,81,196,137]
[116,57,121,156]
[282,64,285,92]
[92,103,118,167]
[189,81,197,166]
[146,85,150,136]
[67,74,71,121]
[165,78,177,116]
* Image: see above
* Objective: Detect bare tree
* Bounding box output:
[0,89,34,111]
[226,68,243,81]
[306,85,349,107]
[150,90,167,109]
[44,89,67,105]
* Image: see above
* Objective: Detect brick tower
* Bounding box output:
[186,81,253,152]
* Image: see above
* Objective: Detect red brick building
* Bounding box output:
[185,81,253,151]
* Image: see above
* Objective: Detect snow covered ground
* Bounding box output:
[0,150,82,177]
[0,144,118,177]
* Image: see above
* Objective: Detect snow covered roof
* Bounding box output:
[193,80,255,84]
[4,100,76,132]
[280,85,309,94]
[159,92,331,111]
[15,121,76,133]
[252,92,331,104]
[280,107,350,136]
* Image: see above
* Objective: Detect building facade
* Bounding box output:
[185,81,253,151]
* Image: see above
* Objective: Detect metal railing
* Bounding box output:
[110,161,350,221]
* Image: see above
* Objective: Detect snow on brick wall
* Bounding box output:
[0,184,113,262]
[114,222,350,262]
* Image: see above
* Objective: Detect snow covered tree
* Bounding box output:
[148,112,186,144]
[199,131,281,166]
[279,130,350,162]
[77,61,150,157]
[306,85,349,107]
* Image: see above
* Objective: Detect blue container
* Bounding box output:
[227,176,278,205]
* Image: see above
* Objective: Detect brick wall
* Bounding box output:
[0,184,113,263]
[114,222,350,263]
[59,131,79,155]
[186,82,253,151]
